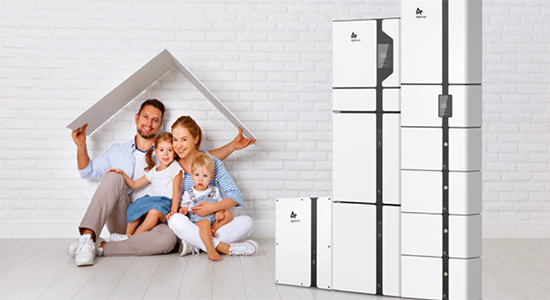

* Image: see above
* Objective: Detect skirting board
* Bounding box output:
[3,220,549,239]
[0,220,276,239]
[483,222,550,238]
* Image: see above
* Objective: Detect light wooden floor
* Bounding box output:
[0,238,548,300]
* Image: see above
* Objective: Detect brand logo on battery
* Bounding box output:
[416,7,427,19]
[290,211,300,223]
[350,32,360,42]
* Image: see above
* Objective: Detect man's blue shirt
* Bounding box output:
[78,139,138,179]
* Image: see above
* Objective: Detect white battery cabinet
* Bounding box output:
[333,18,401,297]
[275,197,332,289]
[400,0,482,300]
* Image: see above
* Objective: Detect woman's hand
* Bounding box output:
[192,202,216,217]
[231,126,256,151]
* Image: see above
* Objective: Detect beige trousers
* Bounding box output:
[79,172,177,256]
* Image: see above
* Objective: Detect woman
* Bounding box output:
[167,116,258,257]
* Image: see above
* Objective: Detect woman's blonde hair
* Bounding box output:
[171,115,202,150]
[192,153,215,175]
[145,132,173,171]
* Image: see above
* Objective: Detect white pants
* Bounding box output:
[168,213,254,252]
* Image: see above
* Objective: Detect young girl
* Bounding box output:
[179,153,233,261]
[108,132,182,241]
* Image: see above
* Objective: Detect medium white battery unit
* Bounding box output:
[401,85,482,128]
[402,171,482,215]
[401,214,481,258]
[400,0,482,299]
[401,127,482,172]
[332,204,400,296]
[333,18,401,297]
[401,256,482,300]
[275,197,332,289]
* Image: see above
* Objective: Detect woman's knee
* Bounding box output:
[167,214,192,236]
[237,215,254,231]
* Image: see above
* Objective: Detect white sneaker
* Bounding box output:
[75,234,96,266]
[68,237,105,257]
[229,240,258,256]
[110,233,129,242]
[178,240,200,257]
[67,239,79,257]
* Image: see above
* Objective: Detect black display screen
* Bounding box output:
[378,43,393,69]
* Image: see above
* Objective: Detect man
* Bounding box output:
[69,99,255,266]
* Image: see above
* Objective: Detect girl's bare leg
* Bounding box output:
[197,219,221,261]
[125,219,140,235]
[132,209,164,236]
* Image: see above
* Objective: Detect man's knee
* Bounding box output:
[151,224,178,253]
[101,172,125,188]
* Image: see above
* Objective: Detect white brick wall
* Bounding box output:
[1,0,550,238]
[483,0,550,236]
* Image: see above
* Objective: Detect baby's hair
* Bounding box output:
[145,132,173,171]
[192,153,215,175]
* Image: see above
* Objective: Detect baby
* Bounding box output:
[179,153,233,260]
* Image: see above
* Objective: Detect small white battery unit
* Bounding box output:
[275,197,332,289]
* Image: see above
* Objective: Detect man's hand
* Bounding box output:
[71,124,88,147]
[231,126,255,151]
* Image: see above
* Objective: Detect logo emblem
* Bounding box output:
[416,7,427,19]
[350,32,360,42]
[290,211,300,223]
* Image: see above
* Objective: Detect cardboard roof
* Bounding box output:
[66,49,257,139]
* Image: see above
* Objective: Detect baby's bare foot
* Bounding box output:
[207,249,221,261]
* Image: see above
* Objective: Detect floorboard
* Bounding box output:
[0,239,67,298]
[3,240,74,299]
[178,253,214,299]
[108,255,162,299]
[0,238,549,300]
[142,254,186,300]
[72,256,135,300]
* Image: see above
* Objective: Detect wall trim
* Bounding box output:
[0,220,276,239]
[483,222,550,238]
[3,221,549,239]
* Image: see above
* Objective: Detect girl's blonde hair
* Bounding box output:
[145,132,173,171]
[192,153,215,175]
[171,115,202,150]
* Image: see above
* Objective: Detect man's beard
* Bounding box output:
[138,128,156,139]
